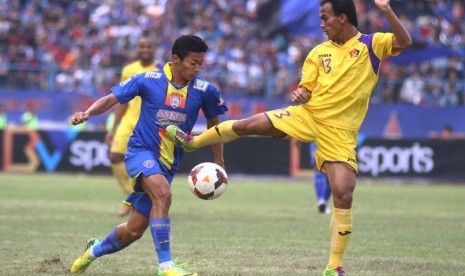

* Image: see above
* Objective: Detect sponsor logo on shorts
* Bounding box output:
[347,157,357,163]
[143,159,155,168]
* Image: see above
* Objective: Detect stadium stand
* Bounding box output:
[0,0,463,106]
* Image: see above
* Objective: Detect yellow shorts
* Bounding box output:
[110,121,135,154]
[265,105,358,173]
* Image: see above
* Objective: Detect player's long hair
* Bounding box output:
[172,35,208,60]
[320,0,358,28]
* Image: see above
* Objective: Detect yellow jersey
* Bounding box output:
[119,60,158,128]
[299,32,400,131]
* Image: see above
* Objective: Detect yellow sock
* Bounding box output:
[328,208,352,269]
[111,162,133,195]
[191,120,239,148]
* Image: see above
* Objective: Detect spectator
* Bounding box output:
[0,106,7,129]
[429,124,465,140]
[400,71,424,105]
[442,70,463,106]
[21,103,39,129]
[1,0,464,106]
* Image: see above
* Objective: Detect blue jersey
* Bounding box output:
[111,62,228,172]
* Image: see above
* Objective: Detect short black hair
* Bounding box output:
[320,0,358,27]
[172,35,208,60]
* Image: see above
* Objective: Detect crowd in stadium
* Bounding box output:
[0,0,464,107]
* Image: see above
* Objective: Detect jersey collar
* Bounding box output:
[163,62,173,81]
[163,62,191,89]
[330,32,361,47]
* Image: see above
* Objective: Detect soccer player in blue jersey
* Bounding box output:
[167,1,411,275]
[105,36,160,217]
[69,35,227,276]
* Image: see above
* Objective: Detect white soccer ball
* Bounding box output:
[187,162,228,200]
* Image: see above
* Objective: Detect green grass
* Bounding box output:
[0,173,464,275]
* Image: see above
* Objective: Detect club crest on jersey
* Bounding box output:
[165,87,187,109]
[193,79,208,91]
[143,159,155,168]
[170,96,182,108]
[349,49,360,58]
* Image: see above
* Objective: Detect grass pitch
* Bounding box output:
[0,173,464,275]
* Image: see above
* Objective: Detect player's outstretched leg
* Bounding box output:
[167,120,239,151]
[323,265,345,276]
[70,238,100,273]
[166,125,195,152]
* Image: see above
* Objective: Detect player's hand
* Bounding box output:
[374,0,391,11]
[291,87,312,104]
[105,131,114,146]
[71,111,89,125]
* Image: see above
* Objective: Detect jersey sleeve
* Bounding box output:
[202,84,228,119]
[373,32,400,60]
[298,48,319,91]
[110,74,143,104]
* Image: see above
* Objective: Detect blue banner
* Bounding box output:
[361,104,465,138]
[280,0,324,38]
[390,45,463,65]
[1,92,464,138]
[257,0,323,38]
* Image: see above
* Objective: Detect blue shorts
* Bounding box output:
[123,148,175,218]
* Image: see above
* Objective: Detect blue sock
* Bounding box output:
[149,218,172,264]
[92,228,124,257]
[314,171,328,202]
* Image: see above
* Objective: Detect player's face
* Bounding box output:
[137,39,154,62]
[320,3,344,42]
[177,52,205,81]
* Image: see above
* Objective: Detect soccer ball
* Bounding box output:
[187,162,228,200]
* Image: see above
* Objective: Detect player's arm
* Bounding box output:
[294,50,318,104]
[71,94,119,125]
[207,117,225,169]
[292,86,312,104]
[375,0,412,51]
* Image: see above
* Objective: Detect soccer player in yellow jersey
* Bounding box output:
[105,36,159,216]
[167,0,412,275]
